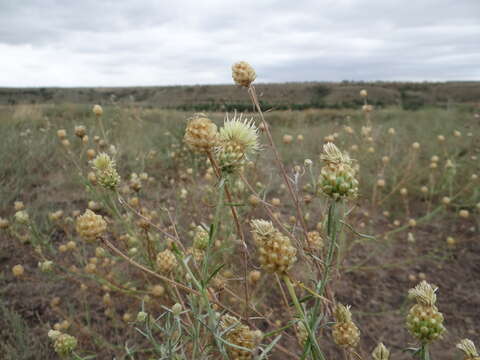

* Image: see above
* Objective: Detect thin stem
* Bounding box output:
[283,275,325,360]
[206,151,250,323]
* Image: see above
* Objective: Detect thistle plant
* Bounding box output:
[91,152,120,190]
[406,281,446,359]
[75,209,107,242]
[332,304,361,349]
[220,314,257,359]
[250,219,297,274]
[183,113,218,152]
[216,114,259,174]
[318,142,358,200]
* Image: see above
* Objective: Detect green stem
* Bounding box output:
[283,275,325,360]
[421,343,430,360]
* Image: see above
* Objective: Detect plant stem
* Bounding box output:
[283,275,325,360]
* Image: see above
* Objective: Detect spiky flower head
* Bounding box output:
[156,249,177,274]
[52,332,77,357]
[406,281,445,343]
[332,304,360,348]
[319,143,358,200]
[184,113,218,152]
[408,280,437,306]
[250,219,297,274]
[457,339,480,360]
[75,209,107,242]
[220,314,256,359]
[216,114,259,173]
[232,61,256,87]
[91,153,120,190]
[372,342,390,360]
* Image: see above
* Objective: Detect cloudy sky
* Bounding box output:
[1,0,479,87]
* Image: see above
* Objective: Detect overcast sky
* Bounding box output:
[1,0,479,87]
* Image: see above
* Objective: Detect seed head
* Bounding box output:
[92,104,103,116]
[0,217,10,229]
[57,129,67,139]
[75,209,107,242]
[91,153,121,190]
[156,249,178,274]
[184,113,218,152]
[12,264,25,277]
[332,304,360,348]
[232,61,256,87]
[220,314,256,359]
[250,219,297,274]
[360,89,368,98]
[74,125,86,138]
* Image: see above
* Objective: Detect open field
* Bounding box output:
[2,81,480,112]
[0,87,479,359]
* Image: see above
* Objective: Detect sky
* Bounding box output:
[0,0,479,87]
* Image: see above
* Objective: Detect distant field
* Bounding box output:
[1,81,480,112]
[1,98,479,359]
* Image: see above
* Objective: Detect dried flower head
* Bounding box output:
[57,129,67,139]
[184,113,218,152]
[220,314,256,359]
[457,339,480,360]
[75,209,107,242]
[74,125,86,138]
[250,219,297,274]
[12,264,25,277]
[92,104,103,116]
[232,61,256,87]
[156,249,177,274]
[91,153,120,190]
[332,304,360,348]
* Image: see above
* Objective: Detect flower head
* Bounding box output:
[457,339,480,360]
[232,61,256,87]
[216,113,259,173]
[250,219,297,274]
[184,113,218,152]
[372,343,390,360]
[75,209,107,242]
[91,153,120,190]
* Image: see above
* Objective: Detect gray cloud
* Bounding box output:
[0,0,479,86]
